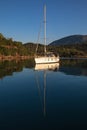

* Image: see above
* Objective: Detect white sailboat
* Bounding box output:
[35,5,59,64]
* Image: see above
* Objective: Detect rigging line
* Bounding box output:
[35,22,42,55]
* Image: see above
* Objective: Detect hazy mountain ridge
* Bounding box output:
[50,35,87,45]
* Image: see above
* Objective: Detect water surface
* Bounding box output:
[0,59,87,130]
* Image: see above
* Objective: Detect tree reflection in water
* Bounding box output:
[0,58,87,79]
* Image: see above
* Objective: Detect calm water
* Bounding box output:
[0,59,87,130]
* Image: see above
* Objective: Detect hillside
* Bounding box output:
[0,33,45,59]
[0,33,87,59]
[48,35,87,57]
[50,35,87,46]
[0,33,30,59]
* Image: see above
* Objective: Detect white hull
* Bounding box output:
[35,56,59,64]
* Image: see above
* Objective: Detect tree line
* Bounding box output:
[0,33,87,58]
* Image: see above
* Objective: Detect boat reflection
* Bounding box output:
[34,62,59,71]
[34,62,59,117]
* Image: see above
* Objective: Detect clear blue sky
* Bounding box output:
[0,0,87,44]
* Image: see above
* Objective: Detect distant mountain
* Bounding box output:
[49,35,87,46]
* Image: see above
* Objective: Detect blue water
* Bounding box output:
[0,59,87,130]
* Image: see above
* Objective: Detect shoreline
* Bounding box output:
[0,55,87,61]
[60,57,87,60]
[0,55,34,61]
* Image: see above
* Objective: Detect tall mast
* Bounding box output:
[44,5,46,54]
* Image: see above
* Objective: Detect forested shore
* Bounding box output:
[0,33,87,60]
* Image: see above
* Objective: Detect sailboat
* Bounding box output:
[35,5,59,64]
